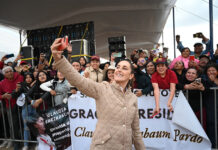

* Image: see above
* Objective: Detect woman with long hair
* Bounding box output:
[40,71,70,106]
[11,72,35,150]
[50,38,145,150]
[26,71,51,111]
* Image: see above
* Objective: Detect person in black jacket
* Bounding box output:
[172,60,186,90]
[203,63,218,148]
[182,67,206,129]
[26,71,51,111]
[134,59,153,96]
[11,72,35,150]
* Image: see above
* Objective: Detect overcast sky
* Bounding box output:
[161,0,218,59]
[0,0,218,62]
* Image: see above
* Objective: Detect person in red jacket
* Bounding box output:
[0,66,23,150]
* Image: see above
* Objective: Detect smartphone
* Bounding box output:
[5,54,14,58]
[189,55,195,61]
[195,78,201,84]
[58,36,68,51]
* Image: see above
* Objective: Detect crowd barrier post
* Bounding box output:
[8,99,15,139]
[200,92,203,126]
[17,106,23,140]
[0,101,7,138]
[212,88,218,148]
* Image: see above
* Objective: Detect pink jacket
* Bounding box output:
[169,55,199,69]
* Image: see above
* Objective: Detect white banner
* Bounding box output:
[68,91,211,150]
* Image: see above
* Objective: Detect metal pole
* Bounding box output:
[0,101,7,138]
[200,92,203,126]
[209,0,214,51]
[172,7,176,58]
[214,89,217,148]
[19,30,22,47]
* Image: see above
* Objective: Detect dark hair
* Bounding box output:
[186,67,198,76]
[26,114,41,137]
[145,61,156,72]
[104,69,114,82]
[205,63,218,76]
[79,56,87,67]
[24,72,34,84]
[116,59,134,88]
[181,47,191,53]
[173,60,184,69]
[35,71,49,86]
[53,71,66,89]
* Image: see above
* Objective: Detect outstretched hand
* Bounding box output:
[50,38,64,62]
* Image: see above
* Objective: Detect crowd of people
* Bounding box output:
[0,32,218,149]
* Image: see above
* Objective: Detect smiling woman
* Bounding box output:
[50,38,146,150]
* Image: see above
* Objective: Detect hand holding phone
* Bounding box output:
[58,36,68,51]
[5,54,14,59]
[189,55,195,61]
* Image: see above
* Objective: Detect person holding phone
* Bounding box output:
[169,47,199,69]
[176,33,213,59]
[50,38,146,150]
[182,67,206,128]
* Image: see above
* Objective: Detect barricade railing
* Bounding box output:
[184,89,218,148]
[1,90,217,148]
[0,92,58,146]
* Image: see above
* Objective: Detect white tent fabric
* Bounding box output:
[0,0,176,58]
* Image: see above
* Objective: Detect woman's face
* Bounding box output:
[186,68,198,81]
[174,61,184,70]
[35,117,45,134]
[104,63,110,70]
[79,58,86,66]
[107,70,114,81]
[72,62,81,72]
[57,71,64,80]
[146,62,155,75]
[182,49,190,58]
[91,60,100,70]
[114,61,133,83]
[207,67,218,78]
[25,75,33,84]
[38,72,47,83]
[156,64,167,75]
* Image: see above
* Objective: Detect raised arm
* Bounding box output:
[40,80,53,92]
[51,38,104,99]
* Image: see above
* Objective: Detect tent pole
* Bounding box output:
[209,0,213,52]
[19,30,22,47]
[172,7,176,58]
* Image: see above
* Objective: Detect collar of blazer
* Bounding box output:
[111,81,131,94]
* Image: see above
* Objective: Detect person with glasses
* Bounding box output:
[0,66,23,150]
[134,58,153,97]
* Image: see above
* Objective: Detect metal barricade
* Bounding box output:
[210,87,218,149]
[184,89,218,148]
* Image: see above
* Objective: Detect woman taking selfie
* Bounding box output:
[50,38,145,150]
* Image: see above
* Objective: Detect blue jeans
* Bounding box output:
[22,105,36,146]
